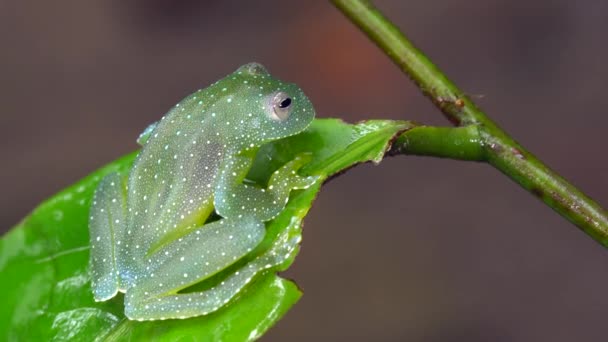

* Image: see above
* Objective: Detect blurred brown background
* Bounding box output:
[2,0,608,340]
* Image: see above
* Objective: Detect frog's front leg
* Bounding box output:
[124,216,265,320]
[215,153,319,221]
[89,172,126,301]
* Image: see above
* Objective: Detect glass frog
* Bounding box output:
[88,63,318,320]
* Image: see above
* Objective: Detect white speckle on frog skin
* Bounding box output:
[88,62,316,321]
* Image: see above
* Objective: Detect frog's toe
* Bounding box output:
[278,153,314,175]
[292,175,321,190]
[91,275,119,302]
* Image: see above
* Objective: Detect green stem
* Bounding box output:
[391,125,484,161]
[332,0,608,246]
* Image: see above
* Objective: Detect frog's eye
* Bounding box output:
[270,92,293,121]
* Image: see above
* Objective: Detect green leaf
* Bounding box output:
[1,118,411,341]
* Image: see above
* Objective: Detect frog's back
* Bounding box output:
[125,89,224,260]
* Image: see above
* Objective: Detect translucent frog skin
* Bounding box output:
[88,63,317,320]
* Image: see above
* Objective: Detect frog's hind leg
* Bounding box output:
[125,258,269,320]
[89,172,126,301]
[124,217,265,320]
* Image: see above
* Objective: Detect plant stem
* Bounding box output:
[332,0,608,246]
[391,125,484,161]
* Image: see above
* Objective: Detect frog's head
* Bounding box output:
[229,62,315,145]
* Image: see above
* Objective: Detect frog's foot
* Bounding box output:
[215,153,319,221]
[269,153,320,190]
